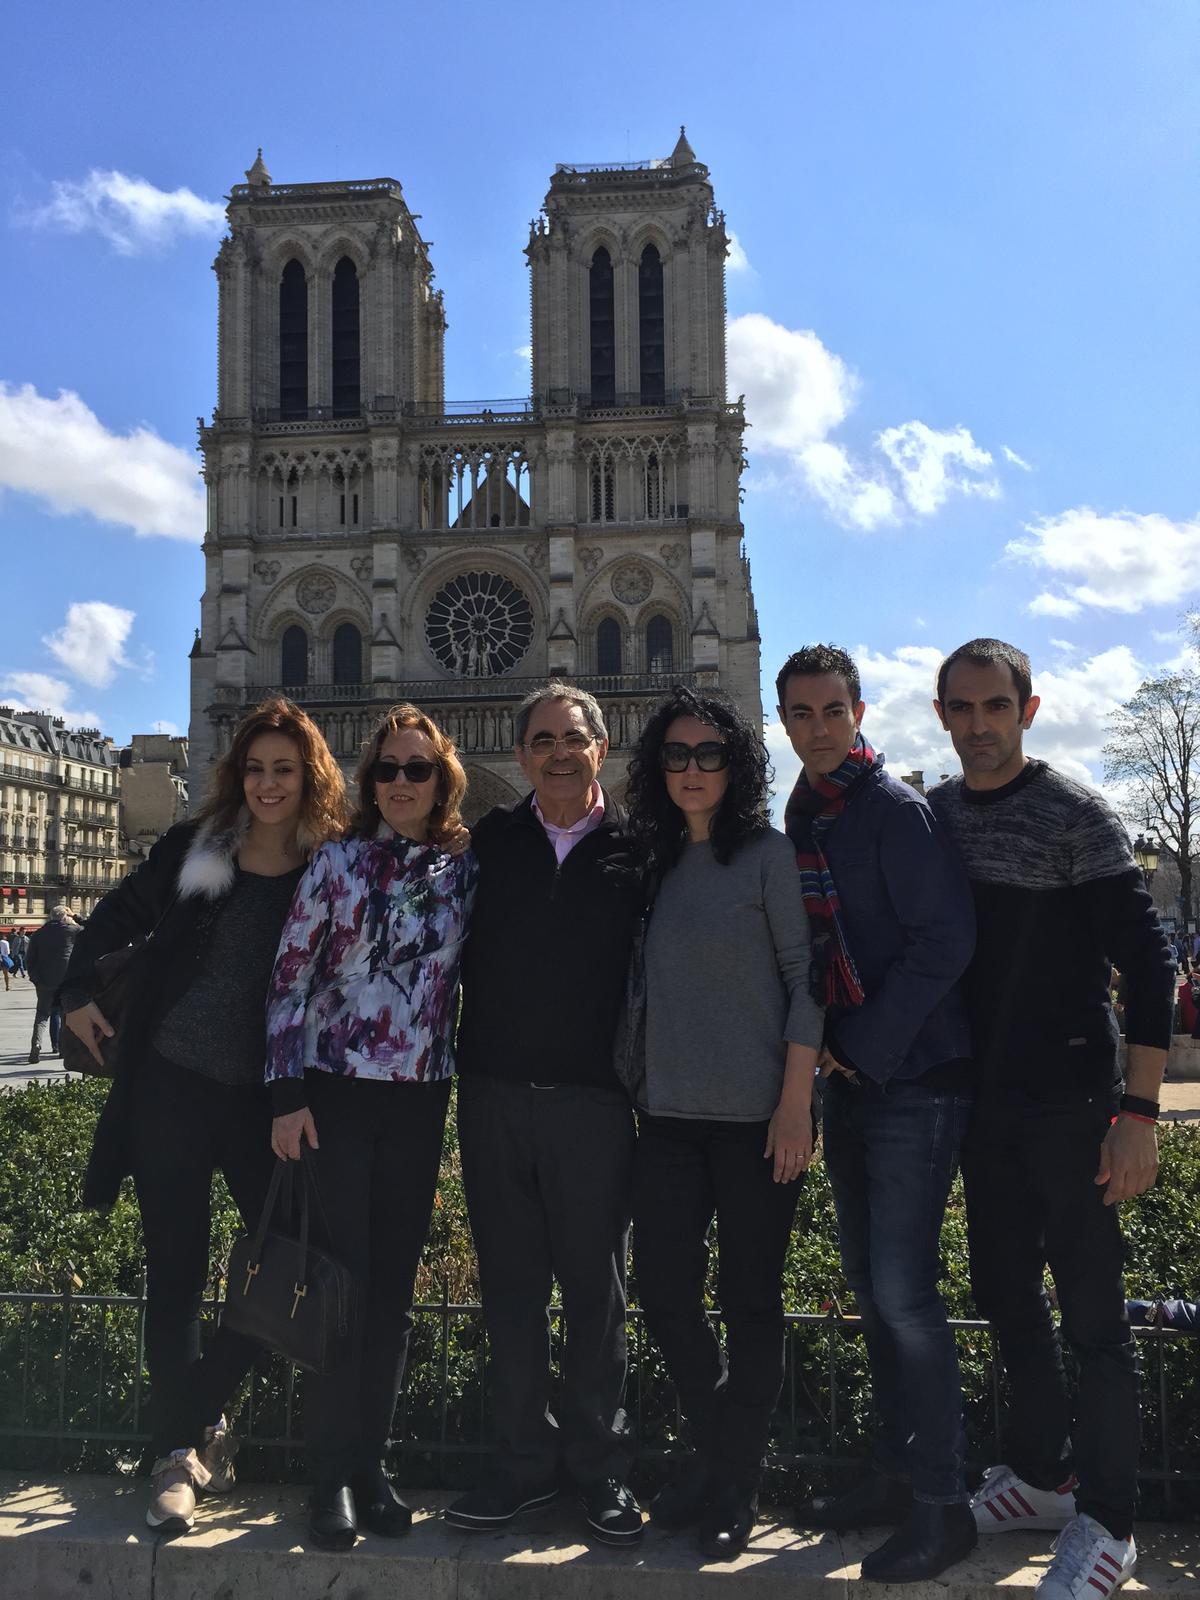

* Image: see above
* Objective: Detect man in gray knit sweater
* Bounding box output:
[929,637,1173,1600]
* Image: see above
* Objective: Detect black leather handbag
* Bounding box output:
[60,938,151,1079]
[223,1151,358,1375]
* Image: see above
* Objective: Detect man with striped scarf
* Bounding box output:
[778,643,977,1583]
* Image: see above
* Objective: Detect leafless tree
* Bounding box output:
[1103,671,1200,920]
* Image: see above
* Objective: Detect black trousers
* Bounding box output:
[961,1094,1138,1539]
[127,1052,275,1456]
[632,1113,803,1485]
[302,1071,450,1486]
[457,1075,636,1488]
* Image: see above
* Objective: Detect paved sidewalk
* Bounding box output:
[0,978,68,1085]
[1,1477,1196,1600]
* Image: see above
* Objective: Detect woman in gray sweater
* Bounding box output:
[625,686,823,1560]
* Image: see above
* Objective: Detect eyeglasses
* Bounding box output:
[660,741,730,773]
[370,757,439,785]
[523,732,596,757]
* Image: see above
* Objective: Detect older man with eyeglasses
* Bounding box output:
[446,681,646,1546]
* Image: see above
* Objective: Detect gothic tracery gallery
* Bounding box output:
[190,131,761,814]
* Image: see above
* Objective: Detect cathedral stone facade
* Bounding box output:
[190,131,761,815]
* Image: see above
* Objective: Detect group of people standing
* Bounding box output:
[57,635,1172,1600]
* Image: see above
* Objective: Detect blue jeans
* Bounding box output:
[823,1072,973,1503]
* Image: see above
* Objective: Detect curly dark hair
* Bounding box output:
[625,686,772,871]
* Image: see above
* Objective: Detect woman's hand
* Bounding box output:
[764,1101,813,1184]
[65,1002,115,1067]
[271,1108,318,1161]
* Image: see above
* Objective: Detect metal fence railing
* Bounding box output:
[1,1286,1194,1514]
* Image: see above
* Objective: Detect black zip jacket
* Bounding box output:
[456,789,643,1087]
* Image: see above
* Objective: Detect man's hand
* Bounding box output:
[65,1002,114,1067]
[272,1108,319,1161]
[764,1102,813,1183]
[1095,1115,1158,1206]
[445,823,472,857]
[818,1046,858,1082]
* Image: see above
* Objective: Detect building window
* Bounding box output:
[331,257,361,417]
[639,244,665,404]
[596,617,621,675]
[646,613,673,674]
[279,259,308,419]
[291,494,298,528]
[281,625,308,687]
[590,463,614,523]
[332,622,362,686]
[589,247,615,405]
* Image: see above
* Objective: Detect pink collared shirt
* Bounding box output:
[532,784,606,865]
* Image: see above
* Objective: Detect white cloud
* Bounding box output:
[0,383,204,541]
[727,312,998,530]
[1049,638,1076,654]
[877,421,999,516]
[725,231,751,273]
[43,602,136,688]
[1028,592,1082,619]
[514,344,532,364]
[1002,445,1033,471]
[27,169,225,254]
[0,672,100,727]
[1008,507,1200,615]
[152,719,181,736]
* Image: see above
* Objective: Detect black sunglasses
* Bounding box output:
[370,757,439,785]
[660,741,731,773]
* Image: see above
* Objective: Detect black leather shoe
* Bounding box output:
[699,1483,758,1561]
[351,1462,412,1538]
[308,1483,357,1551]
[577,1477,643,1546]
[860,1501,977,1582]
[796,1471,913,1531]
[650,1454,712,1531]
[444,1475,559,1531]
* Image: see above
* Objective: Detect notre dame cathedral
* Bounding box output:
[189,130,761,816]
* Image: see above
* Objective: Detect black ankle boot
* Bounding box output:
[860,1501,977,1582]
[650,1453,712,1531]
[796,1470,913,1531]
[698,1480,759,1561]
[308,1482,358,1551]
[351,1462,412,1538]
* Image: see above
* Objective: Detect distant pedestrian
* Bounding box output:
[26,908,79,1063]
[0,934,11,992]
[13,931,29,977]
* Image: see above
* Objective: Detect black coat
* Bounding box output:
[455,790,643,1088]
[25,920,79,993]
[62,820,240,1209]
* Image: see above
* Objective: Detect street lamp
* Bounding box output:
[1132,833,1161,886]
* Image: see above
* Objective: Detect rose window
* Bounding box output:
[425,570,534,677]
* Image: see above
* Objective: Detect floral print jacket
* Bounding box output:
[265,826,477,1106]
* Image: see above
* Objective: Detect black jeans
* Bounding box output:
[961,1093,1138,1539]
[632,1113,803,1485]
[31,986,63,1053]
[302,1071,451,1486]
[823,1073,973,1503]
[457,1075,636,1489]
[127,1052,275,1456]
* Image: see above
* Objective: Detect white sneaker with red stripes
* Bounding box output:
[971,1464,1078,1532]
[1036,1514,1137,1600]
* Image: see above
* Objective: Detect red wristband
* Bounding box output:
[1117,1111,1157,1126]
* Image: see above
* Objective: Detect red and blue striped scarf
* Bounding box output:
[784,736,883,1008]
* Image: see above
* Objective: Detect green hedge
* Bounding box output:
[1,1077,1196,1517]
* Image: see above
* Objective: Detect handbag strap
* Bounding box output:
[248,1157,291,1263]
[298,1144,335,1253]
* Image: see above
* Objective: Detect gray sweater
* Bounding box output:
[642,828,824,1121]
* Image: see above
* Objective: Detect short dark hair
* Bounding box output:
[936,638,1033,710]
[775,644,861,710]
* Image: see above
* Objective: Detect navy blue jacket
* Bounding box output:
[789,766,976,1084]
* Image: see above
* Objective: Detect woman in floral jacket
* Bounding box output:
[266,704,476,1552]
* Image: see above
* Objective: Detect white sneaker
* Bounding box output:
[145,1447,211,1531]
[1036,1514,1137,1600]
[972,1463,1077,1532]
[200,1416,237,1494]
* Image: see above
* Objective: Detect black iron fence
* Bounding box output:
[1,1285,1194,1514]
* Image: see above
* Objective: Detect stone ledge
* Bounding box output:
[1,1477,1197,1600]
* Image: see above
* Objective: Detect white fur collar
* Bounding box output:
[176,810,251,901]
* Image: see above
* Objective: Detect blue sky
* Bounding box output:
[1,0,1196,797]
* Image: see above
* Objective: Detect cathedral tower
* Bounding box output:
[191,134,760,813]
